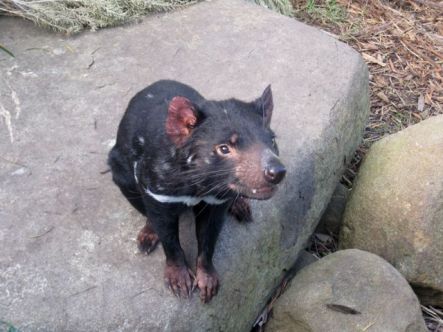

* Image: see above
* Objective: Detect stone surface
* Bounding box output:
[315,183,349,234]
[340,115,443,306]
[0,0,369,330]
[266,249,427,332]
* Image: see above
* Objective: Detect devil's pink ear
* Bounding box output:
[165,96,198,146]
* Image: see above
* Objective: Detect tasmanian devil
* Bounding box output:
[108,80,286,303]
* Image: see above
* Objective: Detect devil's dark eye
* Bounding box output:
[217,144,230,155]
[272,137,277,147]
[271,136,279,154]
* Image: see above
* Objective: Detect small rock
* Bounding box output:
[340,115,443,306]
[313,233,333,243]
[11,167,28,176]
[266,249,427,332]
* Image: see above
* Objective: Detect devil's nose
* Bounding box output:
[264,161,286,184]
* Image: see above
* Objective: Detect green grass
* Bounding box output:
[0,0,294,34]
[0,320,20,332]
[0,0,200,34]
[300,0,346,25]
[254,0,294,16]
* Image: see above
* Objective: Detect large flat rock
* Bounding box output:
[0,1,369,331]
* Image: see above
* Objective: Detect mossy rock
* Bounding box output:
[340,115,443,306]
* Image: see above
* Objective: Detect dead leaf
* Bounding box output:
[377,91,390,103]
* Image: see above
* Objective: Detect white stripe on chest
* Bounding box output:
[134,161,227,206]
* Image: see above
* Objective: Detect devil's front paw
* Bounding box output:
[137,223,159,254]
[229,196,252,223]
[194,265,219,303]
[164,263,194,299]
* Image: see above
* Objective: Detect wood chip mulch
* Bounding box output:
[293,0,443,185]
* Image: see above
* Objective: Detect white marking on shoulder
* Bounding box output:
[144,187,227,206]
[146,93,154,99]
[138,136,145,144]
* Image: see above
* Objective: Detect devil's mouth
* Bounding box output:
[228,183,277,200]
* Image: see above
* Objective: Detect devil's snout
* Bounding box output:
[264,158,286,184]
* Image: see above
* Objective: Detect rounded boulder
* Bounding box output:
[340,115,443,306]
[266,249,427,332]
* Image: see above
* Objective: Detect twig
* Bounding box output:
[69,285,97,297]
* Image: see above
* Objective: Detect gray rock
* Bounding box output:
[266,249,427,332]
[0,0,369,330]
[340,115,443,306]
[315,183,350,234]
